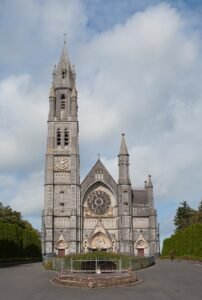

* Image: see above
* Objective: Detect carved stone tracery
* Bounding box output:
[87,190,111,215]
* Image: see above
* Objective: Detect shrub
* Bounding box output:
[43,260,53,270]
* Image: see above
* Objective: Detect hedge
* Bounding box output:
[0,221,41,259]
[161,224,202,258]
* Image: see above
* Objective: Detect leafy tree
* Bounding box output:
[174,201,193,231]
[0,202,41,259]
[162,200,202,258]
[0,202,33,229]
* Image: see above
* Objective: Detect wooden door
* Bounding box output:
[58,249,65,257]
[138,248,144,257]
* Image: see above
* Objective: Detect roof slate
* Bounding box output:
[132,189,149,206]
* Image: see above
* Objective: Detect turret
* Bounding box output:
[118,133,132,254]
[144,180,148,189]
[118,133,131,185]
[147,175,154,207]
[72,64,76,85]
[70,84,78,117]
[48,84,56,120]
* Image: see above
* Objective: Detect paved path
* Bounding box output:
[0,259,201,300]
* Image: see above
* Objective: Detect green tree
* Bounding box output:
[174,201,193,231]
[198,200,202,212]
[0,202,33,229]
[0,202,41,259]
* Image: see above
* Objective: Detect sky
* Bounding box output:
[1,0,202,249]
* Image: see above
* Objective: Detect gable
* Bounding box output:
[81,159,118,200]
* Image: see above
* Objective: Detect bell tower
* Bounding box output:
[42,42,81,255]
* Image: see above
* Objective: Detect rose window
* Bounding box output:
[87,190,111,215]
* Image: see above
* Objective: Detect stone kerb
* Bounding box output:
[52,272,140,288]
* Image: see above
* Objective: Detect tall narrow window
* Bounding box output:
[57,128,61,146]
[64,129,69,146]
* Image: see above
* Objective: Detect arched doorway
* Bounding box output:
[89,232,112,252]
[136,240,146,257]
[55,234,68,257]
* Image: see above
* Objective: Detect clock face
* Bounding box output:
[87,190,111,215]
[55,157,69,170]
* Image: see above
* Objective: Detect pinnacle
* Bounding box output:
[119,133,129,155]
[147,175,153,188]
[49,85,55,98]
[58,42,70,68]
[71,85,77,98]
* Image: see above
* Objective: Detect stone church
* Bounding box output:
[42,43,160,257]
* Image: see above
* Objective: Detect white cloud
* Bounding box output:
[0,75,47,171]
[77,3,202,205]
[41,0,87,43]
[0,0,86,70]
[9,171,44,217]
[0,1,202,245]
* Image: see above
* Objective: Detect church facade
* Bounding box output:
[42,43,160,257]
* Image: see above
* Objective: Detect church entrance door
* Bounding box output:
[58,249,65,257]
[138,248,144,256]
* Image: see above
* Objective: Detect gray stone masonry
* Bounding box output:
[42,43,159,257]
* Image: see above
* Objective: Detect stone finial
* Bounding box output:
[147,175,153,188]
[72,64,76,76]
[52,65,57,77]
[144,180,148,188]
[49,85,55,98]
[71,84,77,98]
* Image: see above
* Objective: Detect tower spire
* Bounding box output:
[58,41,70,70]
[119,133,129,155]
[53,40,74,90]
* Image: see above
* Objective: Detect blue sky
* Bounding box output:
[1,0,202,249]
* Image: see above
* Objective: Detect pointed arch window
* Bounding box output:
[57,128,61,146]
[64,129,69,146]
[61,94,66,109]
